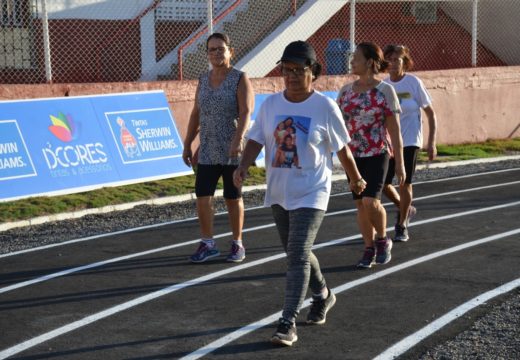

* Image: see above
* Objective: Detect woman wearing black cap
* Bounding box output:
[234,40,365,346]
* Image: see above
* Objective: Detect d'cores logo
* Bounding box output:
[43,112,108,170]
[48,112,77,142]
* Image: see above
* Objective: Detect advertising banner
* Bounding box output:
[0,91,191,202]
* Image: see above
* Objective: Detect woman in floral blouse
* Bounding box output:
[337,42,405,269]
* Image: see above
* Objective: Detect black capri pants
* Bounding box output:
[348,153,390,200]
[195,164,242,199]
[385,146,420,185]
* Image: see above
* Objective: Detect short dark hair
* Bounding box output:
[206,33,231,49]
[311,63,322,81]
[356,42,389,74]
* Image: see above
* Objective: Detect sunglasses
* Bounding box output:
[280,66,310,76]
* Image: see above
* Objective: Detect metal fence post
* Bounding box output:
[349,0,356,73]
[472,0,479,67]
[208,0,213,35]
[207,0,213,71]
[41,0,52,83]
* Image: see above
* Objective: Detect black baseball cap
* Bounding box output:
[277,41,317,66]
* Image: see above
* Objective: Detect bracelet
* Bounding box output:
[350,178,365,187]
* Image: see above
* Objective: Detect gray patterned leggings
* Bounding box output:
[271,205,327,323]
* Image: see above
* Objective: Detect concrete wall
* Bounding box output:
[1,66,519,147]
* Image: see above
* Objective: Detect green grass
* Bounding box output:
[417,138,520,162]
[0,166,266,222]
[1,138,519,223]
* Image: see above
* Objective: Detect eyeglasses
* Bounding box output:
[280,66,310,76]
[207,46,227,54]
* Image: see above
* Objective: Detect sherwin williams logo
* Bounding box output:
[48,112,77,142]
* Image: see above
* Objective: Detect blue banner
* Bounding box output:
[0,91,191,202]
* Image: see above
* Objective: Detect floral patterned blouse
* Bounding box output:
[337,81,401,158]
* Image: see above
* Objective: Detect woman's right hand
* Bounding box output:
[349,178,367,195]
[182,147,192,167]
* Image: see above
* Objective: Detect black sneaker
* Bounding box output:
[271,318,298,346]
[357,247,376,269]
[394,224,409,242]
[375,237,393,264]
[307,289,337,325]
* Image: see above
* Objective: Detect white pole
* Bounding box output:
[140,11,156,80]
[41,0,52,83]
[472,0,478,67]
[349,0,356,73]
[207,0,213,71]
[207,0,213,35]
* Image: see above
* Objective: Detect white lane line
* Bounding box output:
[331,167,520,197]
[373,278,520,360]
[0,222,275,294]
[0,203,519,359]
[0,206,261,259]
[181,228,520,360]
[3,167,518,258]
[1,180,519,295]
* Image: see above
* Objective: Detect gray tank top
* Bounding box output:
[197,67,243,165]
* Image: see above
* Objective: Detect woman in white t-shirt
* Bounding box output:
[233,41,365,347]
[382,45,438,242]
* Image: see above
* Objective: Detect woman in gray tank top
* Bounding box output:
[182,33,254,263]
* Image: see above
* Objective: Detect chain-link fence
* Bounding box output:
[1,0,519,84]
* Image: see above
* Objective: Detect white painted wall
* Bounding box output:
[38,0,232,21]
[37,0,154,20]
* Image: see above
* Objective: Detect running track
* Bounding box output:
[0,167,519,359]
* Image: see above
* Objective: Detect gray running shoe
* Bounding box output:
[357,247,376,269]
[226,242,245,262]
[307,289,337,325]
[375,237,393,264]
[271,318,298,346]
[190,242,220,263]
[394,224,409,242]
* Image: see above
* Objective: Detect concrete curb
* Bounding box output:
[2,155,519,232]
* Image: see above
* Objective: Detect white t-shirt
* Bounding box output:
[248,91,351,211]
[384,74,432,148]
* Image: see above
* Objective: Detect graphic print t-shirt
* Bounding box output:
[248,91,351,211]
[384,74,432,147]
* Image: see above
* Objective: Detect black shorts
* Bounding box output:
[195,164,242,199]
[385,146,420,185]
[348,153,390,200]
